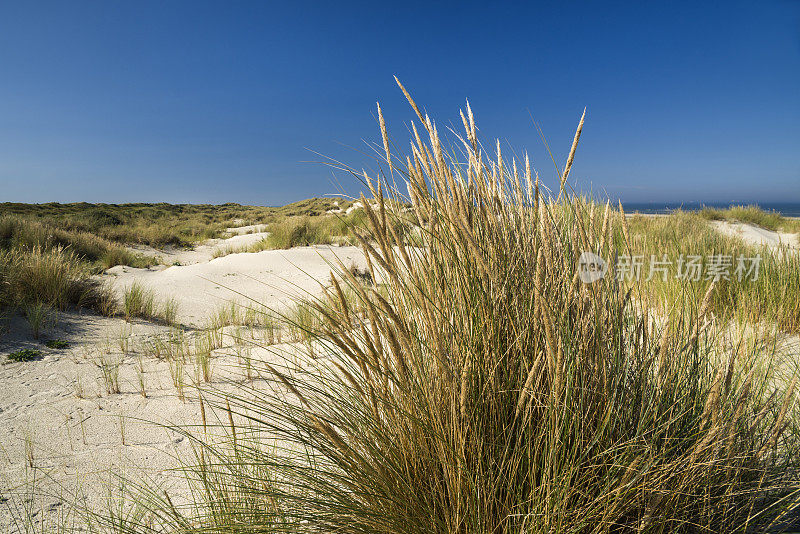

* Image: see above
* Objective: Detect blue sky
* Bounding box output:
[0,1,798,205]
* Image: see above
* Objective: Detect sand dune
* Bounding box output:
[712,220,799,252]
[126,229,271,266]
[104,244,369,327]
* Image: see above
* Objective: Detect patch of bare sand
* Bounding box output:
[712,221,799,253]
[102,245,370,327]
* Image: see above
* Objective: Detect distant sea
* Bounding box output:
[621,202,800,218]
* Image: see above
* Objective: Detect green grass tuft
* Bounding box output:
[122,281,179,324]
[45,339,69,349]
[7,349,42,362]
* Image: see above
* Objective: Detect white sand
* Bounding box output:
[0,307,300,531]
[0,312,194,530]
[712,221,799,252]
[103,245,369,327]
[225,224,268,235]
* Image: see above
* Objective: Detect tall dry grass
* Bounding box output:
[0,215,153,270]
[86,82,800,533]
[0,246,114,313]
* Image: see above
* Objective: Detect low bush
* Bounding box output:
[45,339,69,349]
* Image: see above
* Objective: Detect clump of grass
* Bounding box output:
[194,333,214,383]
[96,354,121,395]
[7,349,42,362]
[168,327,190,360]
[256,210,382,250]
[261,216,329,249]
[122,282,155,320]
[117,324,132,354]
[0,246,114,313]
[24,303,54,339]
[121,282,178,324]
[73,374,86,398]
[45,339,69,349]
[286,300,324,345]
[160,298,179,325]
[209,301,244,329]
[146,334,168,360]
[168,358,186,401]
[136,356,147,397]
[212,244,248,258]
[24,432,35,469]
[99,246,154,270]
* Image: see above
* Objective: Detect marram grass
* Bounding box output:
[82,82,800,533]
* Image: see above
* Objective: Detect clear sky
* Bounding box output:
[1,1,798,205]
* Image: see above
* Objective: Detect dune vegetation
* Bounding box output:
[624,210,800,332]
[251,208,409,251]
[0,215,154,271]
[0,197,356,249]
[0,246,115,315]
[0,215,143,321]
[78,84,800,533]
